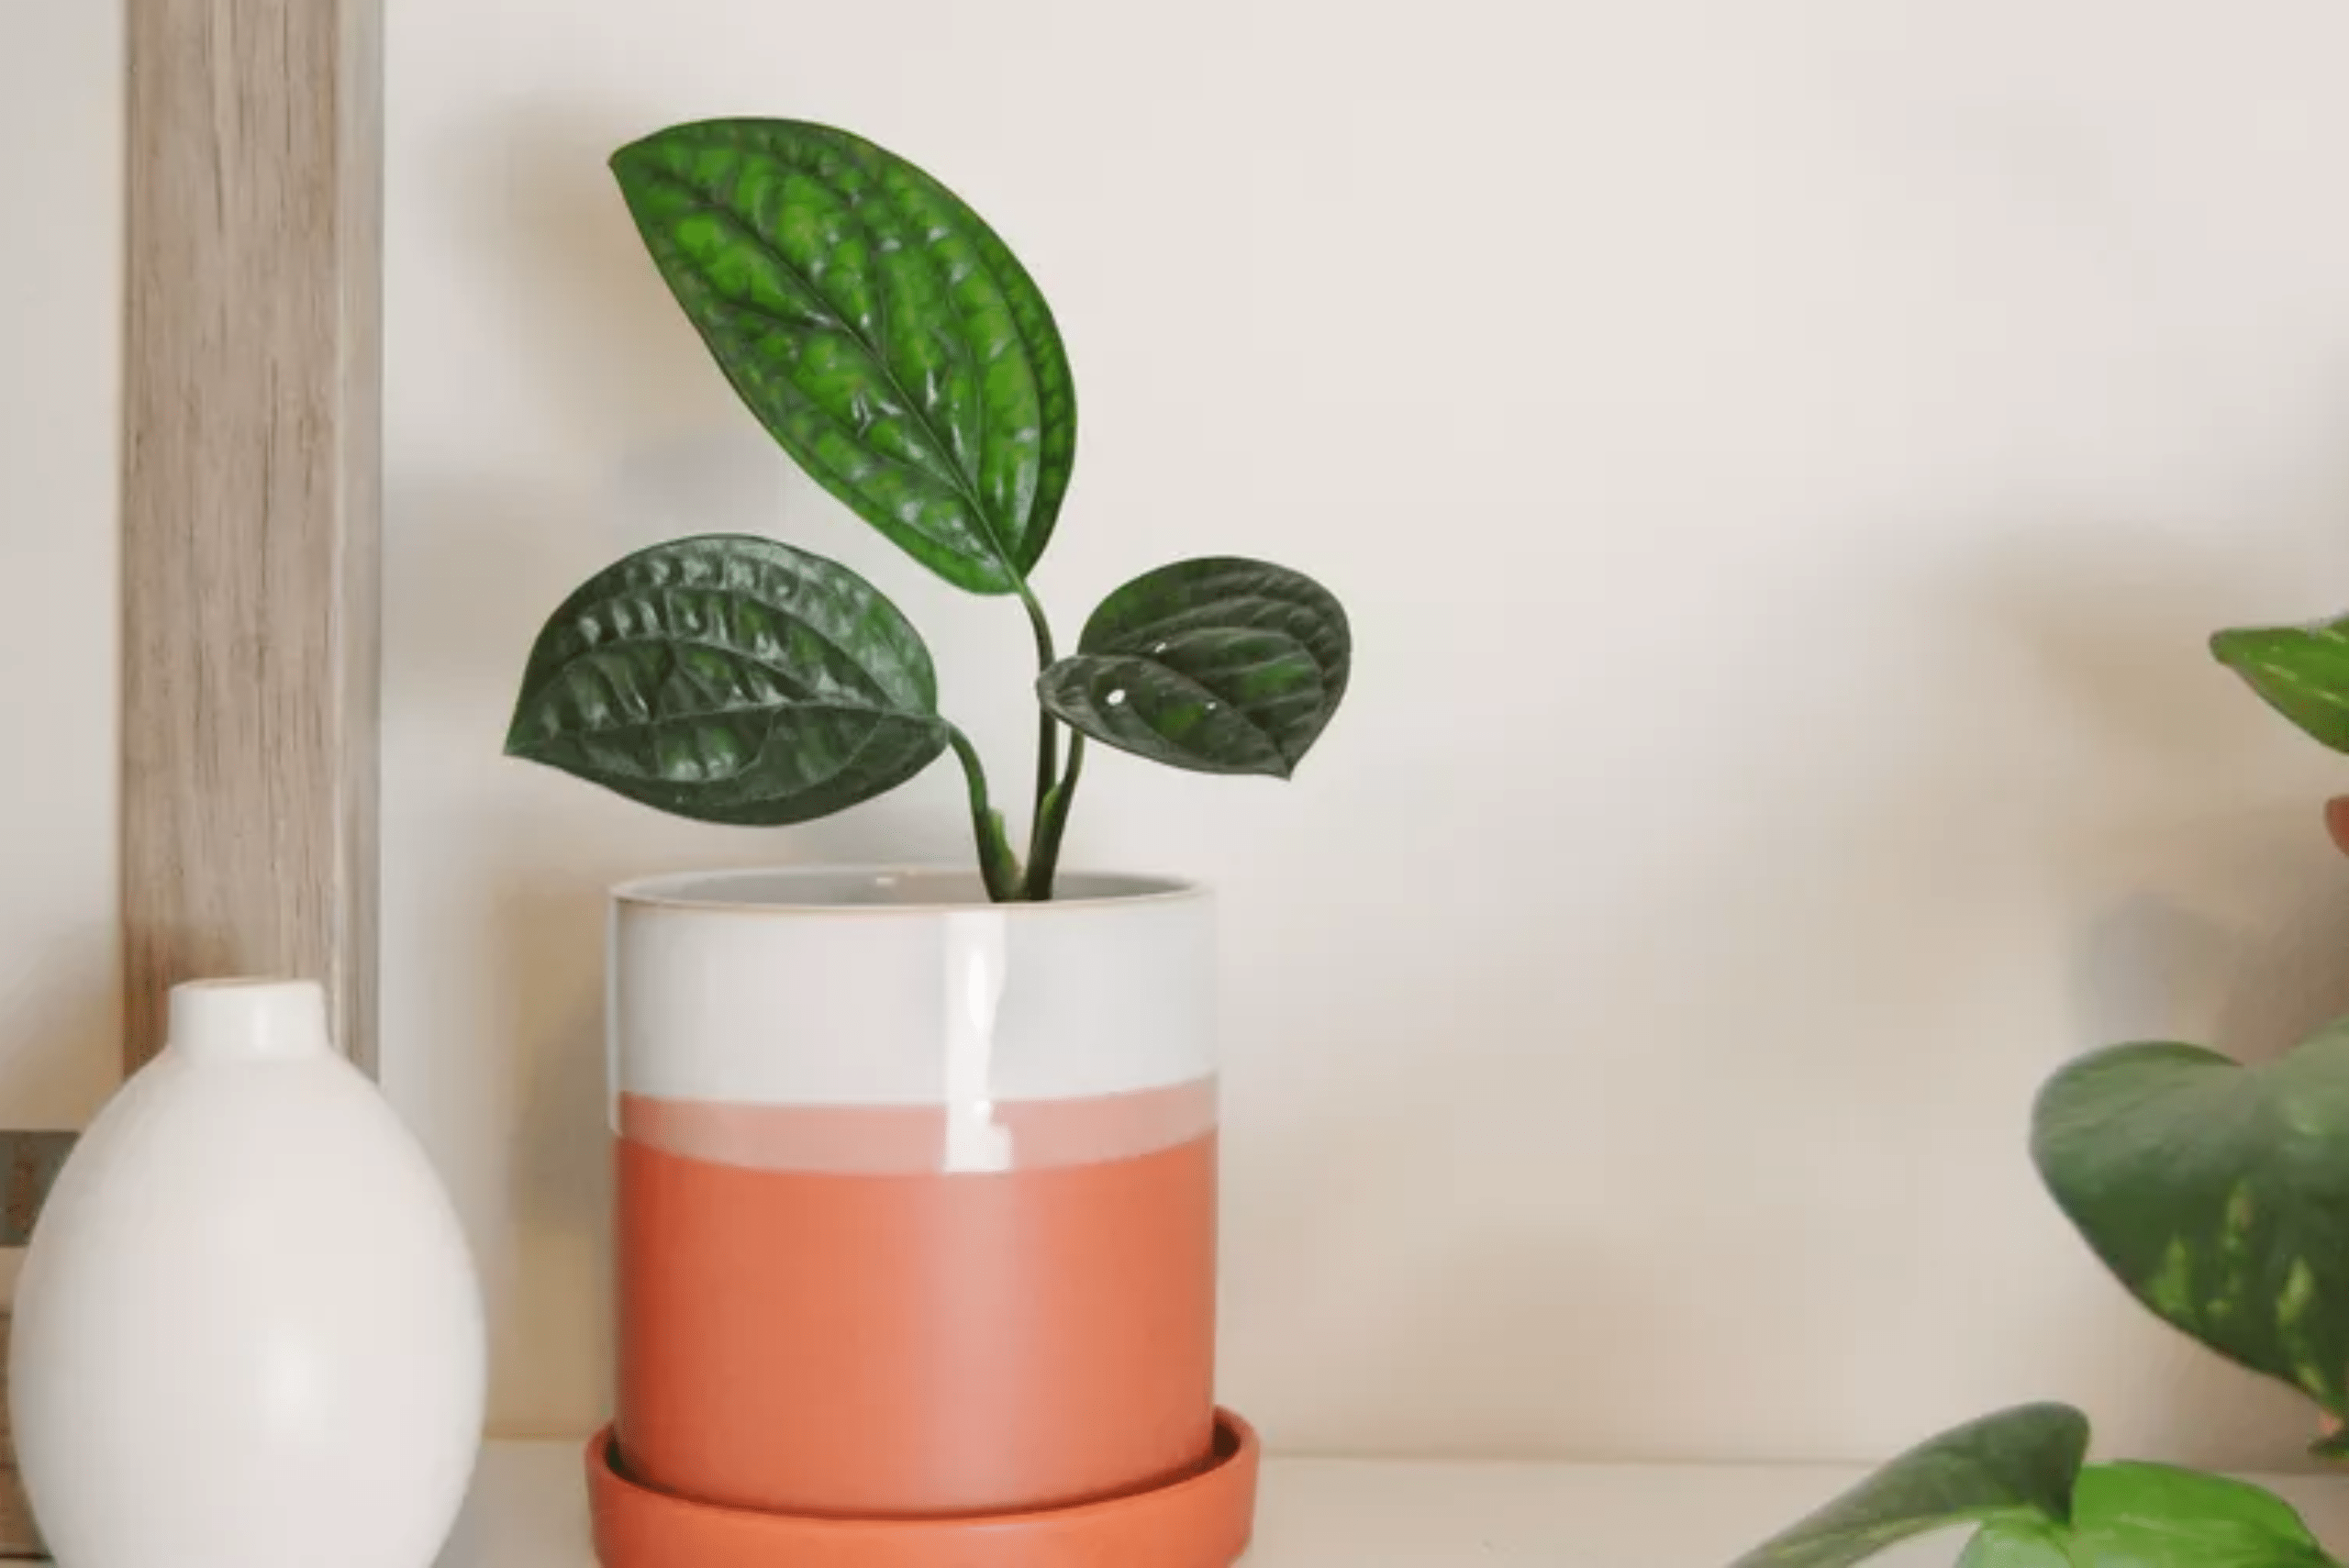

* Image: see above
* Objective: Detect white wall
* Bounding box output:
[0,6,124,1160]
[384,0,2349,1466]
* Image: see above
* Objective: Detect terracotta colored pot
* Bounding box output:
[592,868,1251,1568]
[587,1411,1260,1568]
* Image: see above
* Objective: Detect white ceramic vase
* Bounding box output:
[9,978,485,1568]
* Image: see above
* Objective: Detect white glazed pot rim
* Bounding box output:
[610,864,1206,916]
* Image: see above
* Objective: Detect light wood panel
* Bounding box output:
[0,3,385,1555]
[119,0,384,1072]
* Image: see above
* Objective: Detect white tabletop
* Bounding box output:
[437,1440,2349,1567]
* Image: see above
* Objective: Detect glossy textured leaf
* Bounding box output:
[504,535,947,824]
[2211,615,2349,752]
[611,119,1076,595]
[2032,1024,2349,1417]
[1728,1404,2088,1568]
[1035,557,1350,777]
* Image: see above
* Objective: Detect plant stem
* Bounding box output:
[948,727,1022,903]
[1017,581,1061,833]
[1022,734,1085,901]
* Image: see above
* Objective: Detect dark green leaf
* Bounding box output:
[610,119,1076,595]
[1035,557,1350,778]
[2211,616,2349,752]
[1728,1404,2088,1568]
[2032,1025,2349,1417]
[504,534,948,824]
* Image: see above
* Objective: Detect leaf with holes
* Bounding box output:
[2211,614,2349,752]
[503,535,948,824]
[610,119,1075,595]
[2032,1022,2349,1421]
[1729,1404,2088,1568]
[1035,557,1350,778]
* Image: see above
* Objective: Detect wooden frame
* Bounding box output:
[0,0,385,1554]
[120,0,384,1073]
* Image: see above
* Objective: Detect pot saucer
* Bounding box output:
[586,1407,1259,1568]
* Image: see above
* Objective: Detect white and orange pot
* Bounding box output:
[584,867,1258,1568]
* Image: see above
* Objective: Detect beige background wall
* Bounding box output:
[0,6,124,1163]
[373,0,2349,1466]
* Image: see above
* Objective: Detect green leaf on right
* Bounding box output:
[1960,1464,2336,1568]
[2031,1023,2349,1420]
[1036,556,1351,778]
[503,534,949,825]
[609,118,1076,596]
[1954,1520,2072,1568]
[1727,1403,2087,1568]
[2211,614,2349,752]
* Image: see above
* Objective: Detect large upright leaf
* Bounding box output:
[1036,557,1350,777]
[611,119,1076,595]
[504,535,949,824]
[2211,614,2349,752]
[2032,1025,2349,1418]
[1959,1464,2336,1568]
[1728,1404,2088,1568]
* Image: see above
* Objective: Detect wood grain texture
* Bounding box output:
[120,0,384,1073]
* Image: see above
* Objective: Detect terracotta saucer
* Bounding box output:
[586,1408,1260,1568]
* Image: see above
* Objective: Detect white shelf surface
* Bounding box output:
[437,1441,2349,1567]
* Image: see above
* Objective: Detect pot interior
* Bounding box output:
[613,866,1195,911]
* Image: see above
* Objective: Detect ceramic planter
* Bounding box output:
[585,868,1257,1568]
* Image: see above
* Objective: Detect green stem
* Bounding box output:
[949,727,1022,903]
[1017,581,1061,833]
[1022,734,1085,901]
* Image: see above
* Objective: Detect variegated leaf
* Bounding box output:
[1960,1464,2335,1568]
[2032,1026,2349,1419]
[1729,1404,2087,1568]
[2211,615,2349,753]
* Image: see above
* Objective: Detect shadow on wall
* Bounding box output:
[1216,517,2349,1469]
[444,106,738,453]
[0,945,117,1127]
[1986,523,2349,1473]
[1990,524,2349,1065]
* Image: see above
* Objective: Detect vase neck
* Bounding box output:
[166,979,332,1063]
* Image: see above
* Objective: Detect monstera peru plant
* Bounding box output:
[502,119,1352,900]
[1731,1017,2349,1567]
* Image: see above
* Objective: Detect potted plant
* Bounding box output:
[502,118,1351,1568]
[1729,617,2349,1567]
